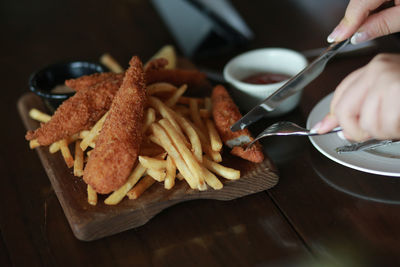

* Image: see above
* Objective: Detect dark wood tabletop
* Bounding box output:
[2,0,400,266]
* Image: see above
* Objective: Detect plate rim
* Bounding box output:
[306,92,400,177]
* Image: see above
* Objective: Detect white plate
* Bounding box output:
[306,92,400,177]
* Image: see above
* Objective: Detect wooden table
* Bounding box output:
[2,0,400,266]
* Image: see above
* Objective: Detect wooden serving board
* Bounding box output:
[18,91,278,241]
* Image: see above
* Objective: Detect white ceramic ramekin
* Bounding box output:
[223,48,308,116]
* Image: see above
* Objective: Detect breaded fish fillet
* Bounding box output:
[83,56,146,194]
[144,58,168,72]
[66,63,206,93]
[25,78,123,146]
[146,69,207,88]
[211,85,264,163]
[231,145,264,163]
[65,72,124,91]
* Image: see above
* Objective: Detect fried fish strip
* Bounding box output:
[25,78,122,146]
[211,85,264,163]
[146,69,207,89]
[65,72,124,91]
[83,56,146,194]
[66,58,165,92]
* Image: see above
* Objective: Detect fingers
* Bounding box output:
[315,53,400,141]
[330,67,365,114]
[359,87,381,138]
[312,67,364,135]
[311,114,339,134]
[334,76,371,141]
[374,80,400,139]
[327,0,393,43]
[351,5,400,44]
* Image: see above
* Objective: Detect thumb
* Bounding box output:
[351,5,400,44]
[327,0,386,43]
[311,114,339,134]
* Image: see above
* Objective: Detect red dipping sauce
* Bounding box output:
[242,72,290,85]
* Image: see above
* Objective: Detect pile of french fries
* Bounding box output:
[28,47,240,206]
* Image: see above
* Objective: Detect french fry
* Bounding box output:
[29,139,40,149]
[174,115,202,162]
[189,98,207,136]
[104,163,147,205]
[142,108,156,134]
[164,155,176,189]
[165,84,187,107]
[29,108,51,123]
[100,53,124,73]
[127,175,156,200]
[148,96,190,148]
[87,185,98,206]
[49,133,80,153]
[59,139,74,168]
[203,156,240,180]
[177,96,204,106]
[81,112,108,151]
[147,82,177,96]
[159,119,206,190]
[205,118,222,152]
[204,145,222,162]
[73,140,84,177]
[147,168,166,182]
[201,166,223,190]
[188,120,222,162]
[139,155,167,170]
[151,123,198,189]
[79,130,90,139]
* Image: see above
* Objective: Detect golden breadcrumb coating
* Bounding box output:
[83,56,146,194]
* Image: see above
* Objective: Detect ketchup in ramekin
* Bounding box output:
[241,72,290,85]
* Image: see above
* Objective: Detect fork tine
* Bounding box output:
[244,138,258,150]
[244,123,277,150]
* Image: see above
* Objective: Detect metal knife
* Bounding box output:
[231,38,351,132]
[336,139,399,154]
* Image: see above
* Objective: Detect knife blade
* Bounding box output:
[336,139,399,153]
[231,39,351,132]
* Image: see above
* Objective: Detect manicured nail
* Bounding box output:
[327,32,336,43]
[310,122,322,134]
[337,131,347,140]
[350,32,368,45]
[327,25,343,43]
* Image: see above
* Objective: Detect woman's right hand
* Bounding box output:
[313,53,400,141]
[327,0,400,44]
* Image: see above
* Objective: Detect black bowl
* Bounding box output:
[29,61,107,111]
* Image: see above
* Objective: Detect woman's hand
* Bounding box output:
[327,0,400,44]
[313,53,400,141]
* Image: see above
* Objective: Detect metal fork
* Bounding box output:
[246,121,341,148]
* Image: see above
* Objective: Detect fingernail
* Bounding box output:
[350,32,368,45]
[327,25,344,43]
[327,32,337,43]
[310,122,322,134]
[337,131,347,140]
